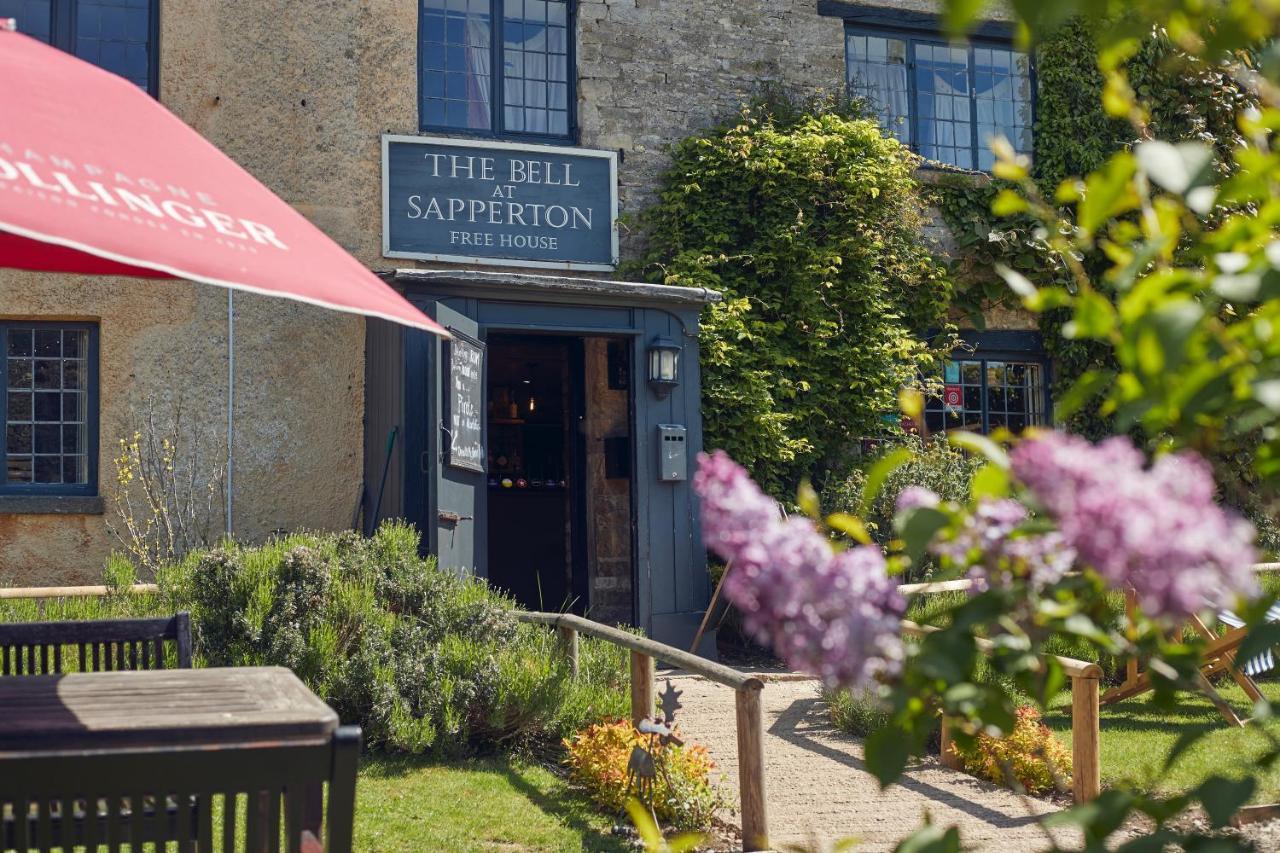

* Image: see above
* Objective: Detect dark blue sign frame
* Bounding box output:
[382,134,618,271]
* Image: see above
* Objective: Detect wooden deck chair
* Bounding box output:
[1101,592,1276,727]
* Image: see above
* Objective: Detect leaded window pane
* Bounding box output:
[422,0,493,132]
[975,47,1033,170]
[74,0,153,90]
[503,0,570,136]
[925,357,1047,436]
[846,33,909,143]
[0,0,52,41]
[4,326,90,487]
[845,27,1033,172]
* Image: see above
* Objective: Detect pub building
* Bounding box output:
[0,0,1044,649]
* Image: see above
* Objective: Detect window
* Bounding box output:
[2,323,98,496]
[925,335,1049,436]
[846,26,1032,170]
[420,0,574,140]
[0,0,157,94]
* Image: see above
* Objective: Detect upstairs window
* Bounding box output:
[2,323,99,496]
[420,0,575,141]
[846,26,1032,170]
[0,0,157,94]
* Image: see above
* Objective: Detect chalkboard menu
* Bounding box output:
[446,331,485,473]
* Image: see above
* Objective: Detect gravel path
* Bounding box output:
[666,672,1080,852]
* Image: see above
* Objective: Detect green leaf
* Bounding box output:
[1136,141,1215,196]
[942,0,991,39]
[865,725,910,788]
[1064,288,1117,339]
[970,463,1010,500]
[1161,729,1208,774]
[897,507,951,566]
[1195,775,1255,828]
[797,481,820,519]
[899,387,924,422]
[828,512,873,545]
[1234,622,1280,670]
[1055,370,1116,421]
[991,189,1029,216]
[861,448,914,516]
[1078,153,1139,236]
[995,264,1037,299]
[892,824,963,853]
[947,431,1010,468]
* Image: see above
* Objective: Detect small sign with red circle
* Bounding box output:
[943,385,964,411]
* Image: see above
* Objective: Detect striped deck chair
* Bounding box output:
[1216,603,1280,676]
[1102,592,1275,727]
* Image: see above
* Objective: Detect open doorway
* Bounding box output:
[484,333,635,623]
[485,335,585,612]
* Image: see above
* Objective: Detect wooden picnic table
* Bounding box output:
[0,665,338,752]
[0,666,354,851]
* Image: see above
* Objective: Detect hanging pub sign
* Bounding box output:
[382,135,619,271]
[445,330,485,473]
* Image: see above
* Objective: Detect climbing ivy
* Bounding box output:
[626,96,952,498]
[935,18,1252,437]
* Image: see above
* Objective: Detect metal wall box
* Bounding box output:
[657,424,688,482]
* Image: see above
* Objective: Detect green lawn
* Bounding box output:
[1042,681,1280,802]
[354,756,631,852]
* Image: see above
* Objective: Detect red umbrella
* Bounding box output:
[0,23,447,336]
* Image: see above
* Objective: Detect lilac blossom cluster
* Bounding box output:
[903,491,1075,593]
[1011,433,1258,617]
[694,451,905,687]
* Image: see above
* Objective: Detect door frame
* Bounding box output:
[406,306,643,621]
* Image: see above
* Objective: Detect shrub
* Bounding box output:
[951,706,1072,796]
[563,719,723,832]
[823,437,983,581]
[629,94,952,498]
[170,522,631,755]
[7,522,629,758]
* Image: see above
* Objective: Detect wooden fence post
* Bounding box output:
[557,625,579,680]
[939,715,963,770]
[735,684,769,852]
[630,651,654,726]
[1072,674,1101,802]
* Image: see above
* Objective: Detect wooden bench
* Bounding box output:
[0,613,192,675]
[0,667,357,853]
[0,725,361,852]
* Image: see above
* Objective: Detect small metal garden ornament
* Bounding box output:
[626,680,685,825]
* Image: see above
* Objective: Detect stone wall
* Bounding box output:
[0,0,1001,584]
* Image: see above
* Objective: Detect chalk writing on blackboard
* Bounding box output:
[446,332,485,473]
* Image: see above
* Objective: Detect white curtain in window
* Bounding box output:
[465,16,492,130]
[851,63,910,139]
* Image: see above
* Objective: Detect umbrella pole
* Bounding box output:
[226,289,234,538]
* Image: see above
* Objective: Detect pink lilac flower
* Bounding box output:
[1010,433,1258,617]
[695,451,904,687]
[896,486,940,513]
[693,449,783,566]
[925,497,1075,593]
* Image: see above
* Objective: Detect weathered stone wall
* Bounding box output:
[0,0,1002,584]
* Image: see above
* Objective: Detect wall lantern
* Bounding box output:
[647,336,682,399]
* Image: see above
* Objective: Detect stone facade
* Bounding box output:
[1,0,1008,587]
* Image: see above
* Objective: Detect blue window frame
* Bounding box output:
[0,0,158,95]
[925,332,1050,436]
[2,322,99,497]
[845,24,1033,171]
[419,0,576,141]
